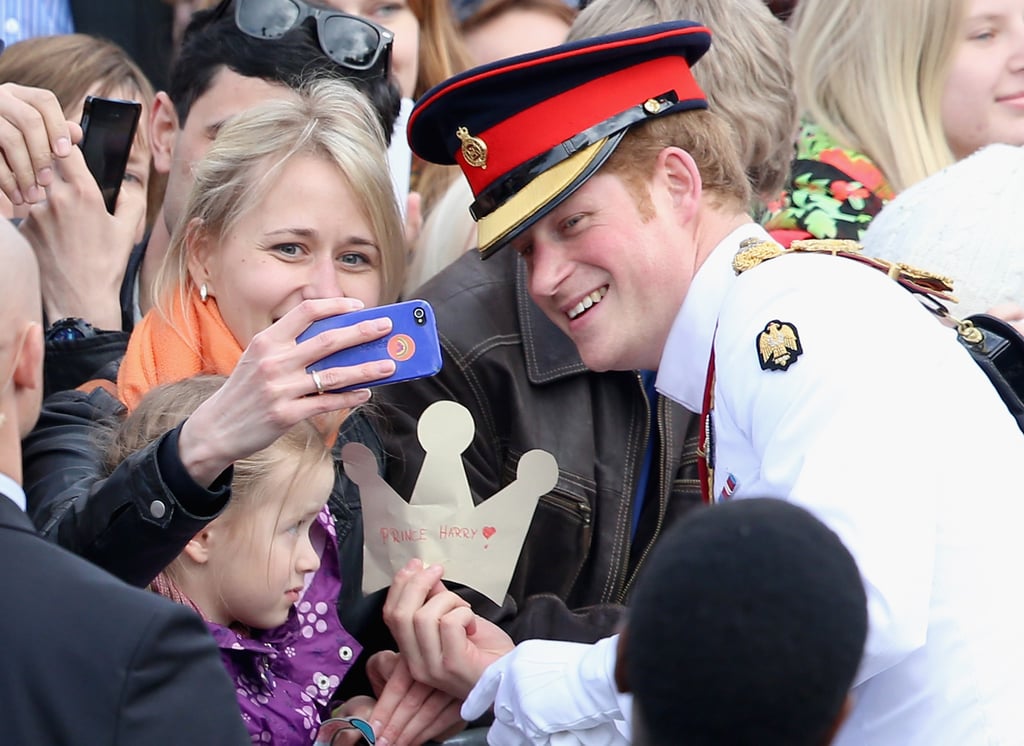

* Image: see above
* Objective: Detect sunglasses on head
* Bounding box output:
[227,0,394,78]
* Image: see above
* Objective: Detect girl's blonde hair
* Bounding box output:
[104,375,334,597]
[155,76,406,321]
[791,0,965,191]
[103,375,333,509]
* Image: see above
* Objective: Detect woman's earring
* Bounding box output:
[200,283,208,303]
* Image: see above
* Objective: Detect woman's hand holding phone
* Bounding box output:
[177,297,398,487]
[298,299,442,393]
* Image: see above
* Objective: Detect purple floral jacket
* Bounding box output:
[208,508,363,745]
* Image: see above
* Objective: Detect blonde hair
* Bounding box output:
[791,0,965,191]
[104,375,332,495]
[155,76,406,322]
[105,375,333,601]
[569,0,797,202]
[104,374,333,574]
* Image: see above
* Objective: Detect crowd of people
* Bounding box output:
[1,0,1023,744]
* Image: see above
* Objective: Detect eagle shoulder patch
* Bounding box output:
[756,320,802,371]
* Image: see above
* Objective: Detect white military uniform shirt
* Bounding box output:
[657,223,1024,744]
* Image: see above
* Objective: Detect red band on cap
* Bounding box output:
[456,54,701,195]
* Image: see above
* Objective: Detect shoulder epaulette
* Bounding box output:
[732,237,958,302]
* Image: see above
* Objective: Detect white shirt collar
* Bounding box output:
[0,471,26,511]
[655,223,775,411]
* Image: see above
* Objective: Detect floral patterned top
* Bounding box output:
[209,507,362,745]
[763,119,896,247]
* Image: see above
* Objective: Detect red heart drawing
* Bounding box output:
[482,526,497,540]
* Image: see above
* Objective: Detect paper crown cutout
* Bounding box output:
[342,400,558,605]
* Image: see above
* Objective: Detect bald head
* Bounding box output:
[0,219,43,442]
[0,219,40,326]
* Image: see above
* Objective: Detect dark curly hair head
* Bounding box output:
[170,1,400,144]
[625,497,867,746]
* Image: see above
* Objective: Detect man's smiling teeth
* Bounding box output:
[567,286,608,320]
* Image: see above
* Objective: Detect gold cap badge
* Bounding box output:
[456,126,488,170]
[757,320,802,371]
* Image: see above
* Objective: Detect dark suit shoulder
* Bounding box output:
[0,523,248,745]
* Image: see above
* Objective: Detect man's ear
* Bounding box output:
[12,322,42,391]
[614,624,631,693]
[12,322,43,437]
[655,146,702,224]
[150,91,180,176]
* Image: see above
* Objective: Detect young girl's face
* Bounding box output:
[204,458,335,630]
[941,0,1024,159]
[325,0,421,99]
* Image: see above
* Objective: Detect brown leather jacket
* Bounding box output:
[374,248,703,644]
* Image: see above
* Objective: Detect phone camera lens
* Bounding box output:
[413,307,426,325]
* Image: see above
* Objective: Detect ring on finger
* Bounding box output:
[310,369,326,396]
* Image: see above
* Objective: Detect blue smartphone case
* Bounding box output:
[296,299,442,392]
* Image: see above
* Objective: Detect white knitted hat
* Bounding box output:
[863,144,1024,316]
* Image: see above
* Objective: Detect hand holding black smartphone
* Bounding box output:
[79,96,142,214]
[297,299,443,393]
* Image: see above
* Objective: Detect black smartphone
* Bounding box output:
[297,299,443,392]
[79,96,142,214]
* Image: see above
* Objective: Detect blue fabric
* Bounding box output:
[632,370,659,540]
[0,0,74,45]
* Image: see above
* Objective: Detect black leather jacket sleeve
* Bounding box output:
[22,387,231,587]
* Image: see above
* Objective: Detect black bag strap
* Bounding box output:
[954,314,1024,430]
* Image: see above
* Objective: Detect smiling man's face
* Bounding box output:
[517,170,695,373]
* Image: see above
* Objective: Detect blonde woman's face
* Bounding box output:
[193,154,384,347]
[942,0,1024,159]
[323,0,421,99]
